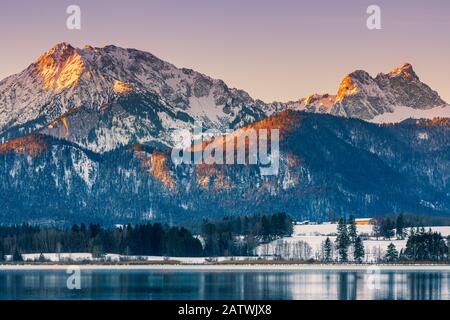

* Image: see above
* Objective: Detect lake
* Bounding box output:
[0,269,449,300]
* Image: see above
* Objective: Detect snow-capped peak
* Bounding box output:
[318,63,447,120]
[0,43,268,152]
[1,45,449,153]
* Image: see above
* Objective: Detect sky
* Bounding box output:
[1,0,450,103]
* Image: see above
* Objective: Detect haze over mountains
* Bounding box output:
[0,43,449,224]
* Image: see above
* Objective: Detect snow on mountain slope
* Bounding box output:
[369,105,450,124]
[261,63,450,123]
[1,43,449,154]
[0,43,267,152]
[304,63,449,121]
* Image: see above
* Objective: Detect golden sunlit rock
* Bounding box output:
[389,63,416,79]
[35,44,85,92]
[336,75,359,102]
[113,80,132,94]
[148,151,175,189]
[134,149,175,189]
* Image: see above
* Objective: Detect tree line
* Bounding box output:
[371,213,450,240]
[0,213,293,261]
[384,228,449,262]
[0,223,203,260]
[201,213,293,256]
[322,216,450,263]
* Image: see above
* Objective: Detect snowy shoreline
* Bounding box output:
[0,264,449,271]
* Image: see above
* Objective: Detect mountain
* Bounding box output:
[332,63,448,120]
[1,44,449,154]
[283,63,449,122]
[1,43,450,224]
[1,110,450,224]
[0,43,268,152]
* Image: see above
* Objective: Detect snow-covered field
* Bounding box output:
[10,253,264,264]
[4,225,449,265]
[255,224,450,262]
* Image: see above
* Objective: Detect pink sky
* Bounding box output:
[1,0,450,103]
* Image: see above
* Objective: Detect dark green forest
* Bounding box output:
[0,213,293,260]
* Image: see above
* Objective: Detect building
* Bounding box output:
[354,218,372,225]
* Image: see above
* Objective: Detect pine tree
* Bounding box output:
[0,240,4,261]
[335,218,350,262]
[384,243,399,262]
[323,237,333,262]
[353,236,365,263]
[398,248,405,261]
[12,248,23,262]
[348,215,358,244]
[447,236,450,262]
[38,253,47,262]
[404,230,448,261]
[372,217,382,240]
[381,217,395,240]
[396,214,405,239]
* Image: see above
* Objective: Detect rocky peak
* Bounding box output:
[35,42,86,92]
[387,63,418,80]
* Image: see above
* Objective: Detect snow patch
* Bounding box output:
[370,105,450,123]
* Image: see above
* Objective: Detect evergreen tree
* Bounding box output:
[0,240,4,261]
[335,218,350,262]
[398,248,405,261]
[323,237,333,262]
[396,214,405,239]
[372,217,382,240]
[404,230,448,261]
[381,217,395,240]
[384,243,399,262]
[12,248,23,262]
[447,236,450,261]
[38,253,47,262]
[353,236,365,263]
[348,215,358,244]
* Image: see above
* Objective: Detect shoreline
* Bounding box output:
[1,264,450,271]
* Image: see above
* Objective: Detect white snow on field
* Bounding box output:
[6,225,450,264]
[13,253,265,264]
[20,253,93,262]
[291,223,372,236]
[255,224,449,262]
[416,226,450,236]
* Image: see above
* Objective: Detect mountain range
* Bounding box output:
[1,43,450,224]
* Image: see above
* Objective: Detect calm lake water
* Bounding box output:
[0,269,449,300]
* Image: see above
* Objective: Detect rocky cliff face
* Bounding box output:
[331,63,447,120]
[281,63,448,121]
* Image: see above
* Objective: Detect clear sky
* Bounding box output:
[1,0,450,103]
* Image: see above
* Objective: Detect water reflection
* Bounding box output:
[0,270,448,300]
